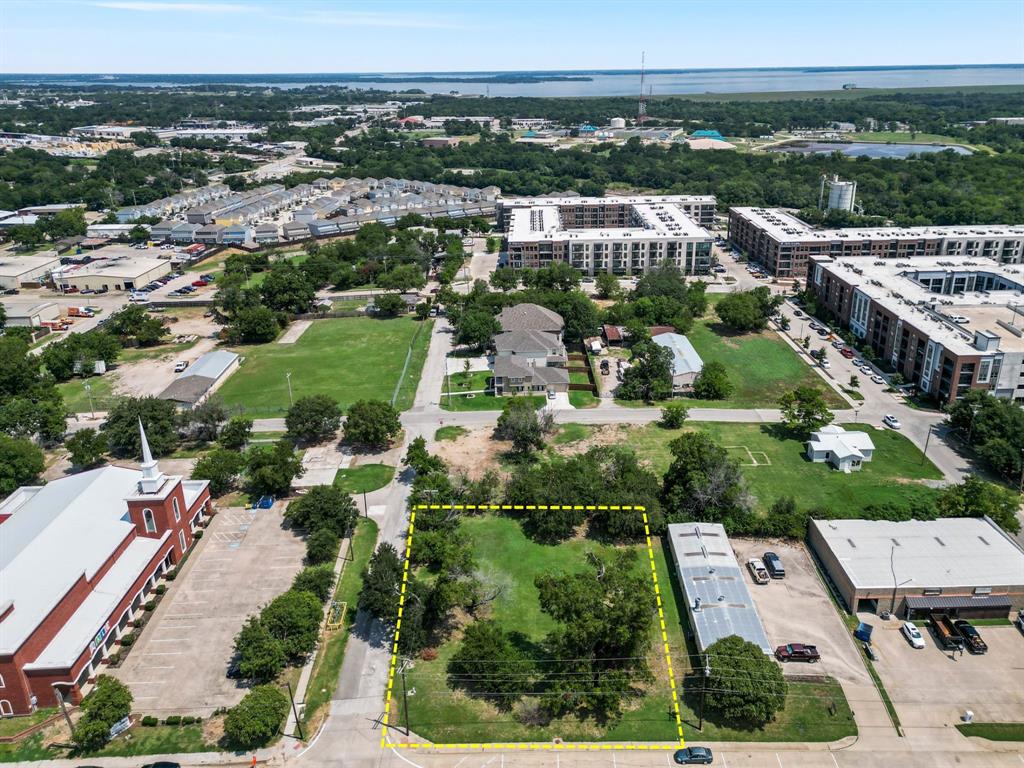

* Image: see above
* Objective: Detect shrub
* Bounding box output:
[181,715,196,725]
[119,633,135,647]
[193,530,203,540]
[141,715,159,727]
[165,569,177,581]
[305,527,340,566]
[143,600,156,611]
[223,685,290,749]
[164,715,182,726]
[155,584,166,595]
[292,564,337,603]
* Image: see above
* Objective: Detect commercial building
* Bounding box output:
[728,207,1024,279]
[651,331,704,392]
[666,522,772,654]
[55,255,171,292]
[0,424,210,715]
[809,255,1024,404]
[497,195,715,276]
[0,300,60,327]
[809,517,1024,619]
[0,253,60,290]
[159,350,240,408]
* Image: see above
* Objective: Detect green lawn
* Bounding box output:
[626,422,942,516]
[569,371,591,385]
[551,423,593,445]
[683,297,846,409]
[569,389,599,408]
[444,369,492,393]
[0,723,216,763]
[956,722,1024,741]
[441,391,544,412]
[333,464,395,494]
[216,317,433,416]
[435,425,468,441]
[0,709,56,738]
[303,518,379,725]
[57,375,116,414]
[397,514,855,744]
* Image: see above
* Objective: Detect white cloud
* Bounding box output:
[92,1,251,12]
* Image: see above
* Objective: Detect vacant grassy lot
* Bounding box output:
[627,422,942,516]
[956,722,1024,741]
[333,464,395,494]
[551,423,594,445]
[683,297,846,409]
[58,375,115,413]
[216,317,432,416]
[435,425,468,441]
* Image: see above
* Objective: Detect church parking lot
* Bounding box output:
[868,621,1024,728]
[111,501,305,716]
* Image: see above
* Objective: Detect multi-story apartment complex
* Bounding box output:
[497,195,716,276]
[809,255,1024,404]
[729,207,1024,279]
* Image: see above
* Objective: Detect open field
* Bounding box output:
[626,422,942,516]
[333,463,395,494]
[395,514,856,744]
[57,374,115,413]
[216,317,432,416]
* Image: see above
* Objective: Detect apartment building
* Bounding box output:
[809,255,1024,404]
[497,195,716,276]
[729,207,1024,279]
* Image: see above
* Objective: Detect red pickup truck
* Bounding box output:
[775,643,821,663]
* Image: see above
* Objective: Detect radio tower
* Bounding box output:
[637,51,648,126]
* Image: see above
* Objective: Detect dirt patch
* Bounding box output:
[433,426,508,479]
[555,423,630,458]
[112,337,219,397]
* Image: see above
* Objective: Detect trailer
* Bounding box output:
[929,613,965,651]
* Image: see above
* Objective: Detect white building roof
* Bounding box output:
[0,467,143,655]
[178,349,238,381]
[652,332,704,376]
[59,256,168,281]
[0,254,60,277]
[810,517,1024,590]
[807,425,875,460]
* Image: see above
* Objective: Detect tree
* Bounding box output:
[193,449,245,496]
[936,475,1021,534]
[946,390,1024,481]
[404,435,447,475]
[228,306,280,344]
[0,396,66,443]
[0,434,45,495]
[595,271,621,299]
[377,263,425,292]
[494,398,546,455]
[73,675,132,752]
[344,399,401,449]
[660,402,689,428]
[617,341,673,402]
[183,398,227,443]
[448,620,528,711]
[261,589,324,659]
[219,415,253,450]
[292,564,337,602]
[704,635,786,727]
[260,264,315,313]
[415,301,431,320]
[129,224,150,242]
[306,527,340,565]
[285,394,342,444]
[455,308,500,349]
[106,304,167,346]
[661,432,751,531]
[102,397,179,458]
[358,542,403,623]
[715,287,783,332]
[224,685,289,749]
[489,268,518,291]
[692,361,733,400]
[373,292,406,316]
[245,439,303,497]
[285,485,358,537]
[65,428,107,468]
[778,386,833,434]
[234,617,286,683]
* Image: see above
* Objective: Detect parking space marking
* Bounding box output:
[142,651,185,656]
[776,754,783,768]
[830,754,839,768]
[150,637,191,642]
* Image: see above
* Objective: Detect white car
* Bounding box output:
[819,360,831,369]
[883,414,901,429]
[901,621,926,649]
[861,365,875,374]
[871,375,886,385]
[174,360,189,373]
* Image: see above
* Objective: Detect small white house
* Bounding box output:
[806,425,875,473]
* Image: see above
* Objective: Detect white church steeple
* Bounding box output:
[138,417,166,494]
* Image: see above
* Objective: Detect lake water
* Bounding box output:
[769,141,973,158]
[3,65,1022,96]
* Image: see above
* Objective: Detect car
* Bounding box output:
[763,551,785,578]
[816,328,829,337]
[852,359,864,367]
[862,641,879,661]
[819,360,831,369]
[673,747,713,765]
[861,365,874,373]
[201,274,215,281]
[746,558,769,585]
[901,621,926,649]
[775,643,820,663]
[871,375,885,385]
[191,280,208,287]
[831,340,845,349]
[174,361,189,373]
[809,322,823,331]
[883,414,902,429]
[954,620,988,654]
[950,315,970,324]
[546,390,556,400]
[840,348,855,359]
[793,309,804,318]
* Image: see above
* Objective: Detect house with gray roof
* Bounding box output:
[497,303,564,336]
[492,355,569,396]
[493,329,565,366]
[651,331,704,391]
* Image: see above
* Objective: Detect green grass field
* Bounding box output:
[57,375,115,414]
[333,464,395,494]
[626,422,942,516]
[435,425,469,441]
[216,317,433,416]
[551,423,593,445]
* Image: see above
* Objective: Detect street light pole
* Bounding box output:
[85,382,94,419]
[889,544,913,617]
[921,424,933,465]
[286,371,293,406]
[698,654,711,731]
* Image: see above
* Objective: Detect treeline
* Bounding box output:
[320,131,1024,224]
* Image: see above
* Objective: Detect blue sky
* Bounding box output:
[1,0,1022,73]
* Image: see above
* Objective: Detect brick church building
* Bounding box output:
[0,421,210,715]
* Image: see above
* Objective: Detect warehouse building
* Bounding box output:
[809,517,1024,620]
[0,300,60,327]
[158,350,240,409]
[0,253,60,290]
[497,195,716,276]
[55,256,170,292]
[666,522,772,654]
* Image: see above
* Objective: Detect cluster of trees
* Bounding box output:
[947,390,1024,483]
[71,675,133,752]
[603,263,709,337]
[715,287,784,332]
[0,333,65,448]
[5,207,86,247]
[285,485,359,565]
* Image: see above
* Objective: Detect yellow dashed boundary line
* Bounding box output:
[380,504,685,752]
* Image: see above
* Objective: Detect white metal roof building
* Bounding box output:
[809,517,1024,619]
[158,350,240,408]
[651,332,704,391]
[0,253,61,289]
[666,522,772,654]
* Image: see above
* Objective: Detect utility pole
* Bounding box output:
[286,371,293,406]
[52,686,74,734]
[921,424,933,464]
[698,654,711,731]
[84,382,94,419]
[399,658,412,735]
[285,681,304,740]
[362,489,369,517]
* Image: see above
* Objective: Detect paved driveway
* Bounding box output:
[111,502,305,716]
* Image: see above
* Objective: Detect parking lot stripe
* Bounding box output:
[121,680,168,685]
[150,637,190,642]
[143,651,185,656]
